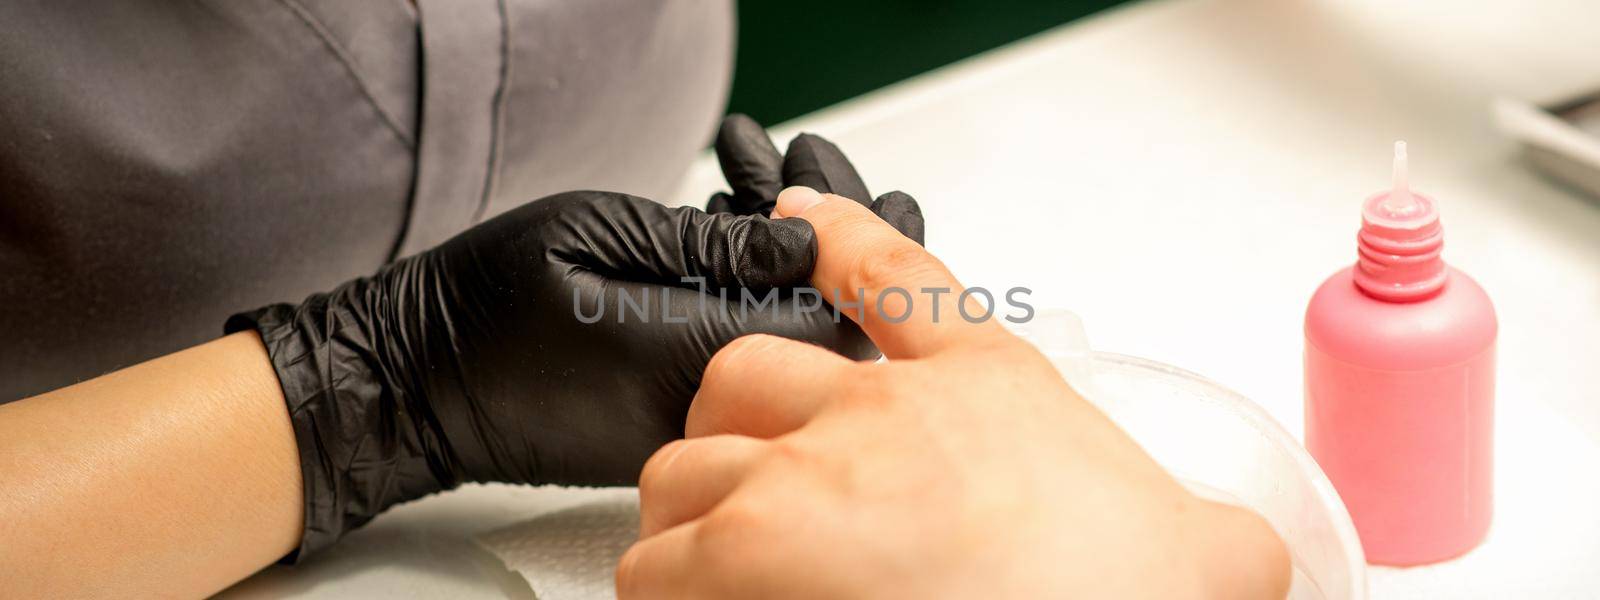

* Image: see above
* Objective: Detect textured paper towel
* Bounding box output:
[476,492,641,600]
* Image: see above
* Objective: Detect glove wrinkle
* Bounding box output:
[676,207,715,285]
[724,216,751,289]
[226,279,454,561]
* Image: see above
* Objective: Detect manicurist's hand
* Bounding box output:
[227,115,926,558]
[620,187,1291,599]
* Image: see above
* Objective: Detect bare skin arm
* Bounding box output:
[0,331,302,598]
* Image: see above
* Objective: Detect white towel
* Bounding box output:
[476,492,641,600]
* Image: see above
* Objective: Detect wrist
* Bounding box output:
[1187,498,1291,599]
[224,270,458,560]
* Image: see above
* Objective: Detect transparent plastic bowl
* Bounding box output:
[1014,312,1366,599]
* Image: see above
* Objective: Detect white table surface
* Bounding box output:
[222,0,1600,597]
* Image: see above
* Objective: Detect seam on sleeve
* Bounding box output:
[276,0,417,150]
[467,0,511,225]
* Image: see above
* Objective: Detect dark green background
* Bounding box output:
[728,0,1129,124]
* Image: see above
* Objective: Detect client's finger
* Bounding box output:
[774,186,1004,359]
[616,520,699,599]
[637,435,767,539]
[688,334,856,439]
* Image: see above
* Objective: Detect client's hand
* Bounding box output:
[228,116,923,558]
[621,187,1291,599]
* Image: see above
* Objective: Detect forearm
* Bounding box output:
[0,332,302,598]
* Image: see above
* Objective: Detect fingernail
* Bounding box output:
[774,186,825,218]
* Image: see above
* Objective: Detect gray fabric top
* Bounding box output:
[0,0,733,401]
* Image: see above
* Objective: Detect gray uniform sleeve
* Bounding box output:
[0,0,733,403]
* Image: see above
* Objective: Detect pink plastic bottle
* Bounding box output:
[1305,142,1497,566]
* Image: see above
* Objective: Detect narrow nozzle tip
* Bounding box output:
[1383,140,1418,217]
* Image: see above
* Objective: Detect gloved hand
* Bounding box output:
[226,115,924,560]
[707,115,925,245]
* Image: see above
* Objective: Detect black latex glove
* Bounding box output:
[707,115,926,248]
[227,115,924,560]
